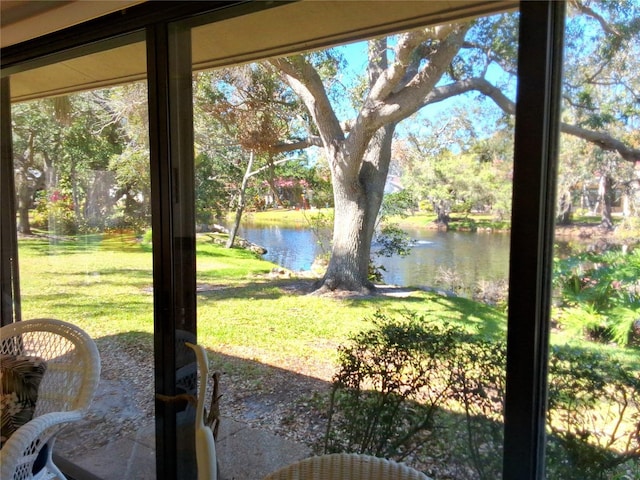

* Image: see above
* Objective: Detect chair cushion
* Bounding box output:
[0,354,48,449]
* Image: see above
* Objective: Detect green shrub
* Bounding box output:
[326,311,640,479]
[418,200,434,213]
[473,278,509,309]
[325,311,468,459]
[449,339,506,480]
[554,248,640,346]
[304,209,333,257]
[546,346,640,480]
[369,223,413,282]
[32,189,78,235]
[615,217,640,244]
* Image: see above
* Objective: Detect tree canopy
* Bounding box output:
[260,1,640,292]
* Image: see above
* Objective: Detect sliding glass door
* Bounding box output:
[188,3,520,478]
[7,37,159,478]
[5,3,632,480]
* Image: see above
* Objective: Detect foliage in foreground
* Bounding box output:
[325,311,640,480]
[554,247,640,346]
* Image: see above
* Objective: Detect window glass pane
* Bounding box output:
[12,41,156,479]
[192,9,517,479]
[547,2,640,479]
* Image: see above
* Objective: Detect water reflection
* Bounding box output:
[238,225,324,271]
[380,228,511,291]
[237,224,511,294]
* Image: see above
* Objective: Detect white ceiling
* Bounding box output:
[0,1,145,48]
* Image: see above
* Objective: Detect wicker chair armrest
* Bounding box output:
[263,453,432,480]
[0,410,83,479]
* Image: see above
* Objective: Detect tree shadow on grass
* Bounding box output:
[335,285,507,340]
[195,277,317,301]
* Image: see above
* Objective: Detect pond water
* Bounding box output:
[236,223,511,293]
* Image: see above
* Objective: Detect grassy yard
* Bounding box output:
[18,231,636,370]
[19,234,156,340]
[17,232,639,478]
[18,233,507,372]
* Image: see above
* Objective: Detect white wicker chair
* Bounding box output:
[263,453,432,480]
[0,318,101,480]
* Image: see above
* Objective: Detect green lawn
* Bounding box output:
[17,232,639,476]
[19,234,155,340]
[17,232,636,373]
[18,234,506,368]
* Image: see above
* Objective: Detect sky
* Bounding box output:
[330,37,512,149]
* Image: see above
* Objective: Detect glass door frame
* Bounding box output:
[146,20,197,477]
[0,76,21,325]
[504,2,565,478]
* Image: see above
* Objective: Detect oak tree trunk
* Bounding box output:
[16,181,32,235]
[317,123,396,293]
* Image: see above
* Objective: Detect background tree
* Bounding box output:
[99,83,152,232]
[12,100,61,234]
[12,83,150,233]
[557,135,638,228]
[60,93,124,231]
[393,111,513,226]
[193,67,308,246]
[469,129,514,221]
[12,93,127,235]
[270,24,472,293]
[306,157,334,209]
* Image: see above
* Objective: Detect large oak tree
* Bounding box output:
[264,2,639,294]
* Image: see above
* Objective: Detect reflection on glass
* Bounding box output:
[13,71,156,477]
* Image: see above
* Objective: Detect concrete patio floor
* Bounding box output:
[53,335,327,480]
[57,415,312,480]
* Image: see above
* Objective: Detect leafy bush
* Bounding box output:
[449,339,506,480]
[326,311,640,480]
[380,191,418,218]
[304,209,334,257]
[370,223,412,282]
[31,189,78,235]
[418,200,434,213]
[325,311,468,459]
[435,266,465,293]
[615,217,640,245]
[368,192,416,281]
[473,278,509,309]
[546,346,640,480]
[374,223,412,259]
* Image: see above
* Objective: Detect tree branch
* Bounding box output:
[246,157,294,179]
[462,41,517,76]
[374,23,472,125]
[560,123,640,162]
[268,57,344,149]
[367,29,432,103]
[424,76,640,162]
[569,0,622,38]
[270,135,322,153]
